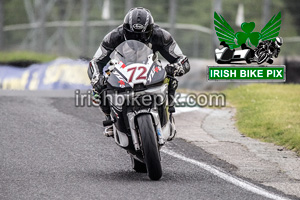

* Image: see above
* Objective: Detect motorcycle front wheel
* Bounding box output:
[257,51,269,64]
[137,114,162,180]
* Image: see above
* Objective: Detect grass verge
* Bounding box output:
[224,83,300,155]
[0,51,57,63]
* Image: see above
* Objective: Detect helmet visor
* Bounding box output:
[124,25,152,42]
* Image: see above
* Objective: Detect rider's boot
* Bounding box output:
[97,90,113,137]
[167,113,176,141]
[168,77,178,114]
[169,105,176,113]
[103,114,114,137]
[167,77,178,141]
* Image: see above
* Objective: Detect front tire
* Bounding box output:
[257,51,268,64]
[137,114,162,180]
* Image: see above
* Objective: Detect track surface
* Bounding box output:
[0,91,294,200]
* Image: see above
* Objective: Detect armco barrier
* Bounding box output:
[0,58,91,90]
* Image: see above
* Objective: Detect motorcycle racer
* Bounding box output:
[255,37,283,64]
[87,7,190,138]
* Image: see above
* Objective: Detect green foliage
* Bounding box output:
[4,0,29,25]
[284,0,300,34]
[225,84,300,155]
[176,0,211,27]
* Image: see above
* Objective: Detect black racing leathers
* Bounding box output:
[88,24,190,78]
[88,24,190,115]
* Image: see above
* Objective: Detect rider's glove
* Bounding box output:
[91,73,106,93]
[165,64,176,76]
[165,63,185,77]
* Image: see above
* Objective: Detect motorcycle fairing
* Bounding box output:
[107,59,166,89]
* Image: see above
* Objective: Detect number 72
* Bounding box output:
[127,66,147,82]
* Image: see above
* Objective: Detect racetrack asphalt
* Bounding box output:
[0,90,296,200]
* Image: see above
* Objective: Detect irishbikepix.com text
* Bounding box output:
[74,90,226,108]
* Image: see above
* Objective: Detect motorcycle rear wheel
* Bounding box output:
[137,114,162,180]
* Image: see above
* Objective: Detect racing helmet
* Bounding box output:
[275,37,283,48]
[123,7,154,42]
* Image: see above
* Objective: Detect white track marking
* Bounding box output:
[162,148,291,200]
[173,107,200,114]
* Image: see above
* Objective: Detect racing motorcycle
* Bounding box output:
[102,40,176,180]
[254,41,278,64]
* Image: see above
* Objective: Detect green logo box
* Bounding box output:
[207,65,286,82]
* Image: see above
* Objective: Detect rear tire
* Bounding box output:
[267,59,273,64]
[137,114,162,180]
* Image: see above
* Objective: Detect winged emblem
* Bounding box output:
[214,12,281,49]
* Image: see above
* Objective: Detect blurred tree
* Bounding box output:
[176,0,211,27]
[0,0,3,49]
[2,0,300,57]
[4,0,28,25]
[285,0,300,34]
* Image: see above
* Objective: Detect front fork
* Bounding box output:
[127,110,165,151]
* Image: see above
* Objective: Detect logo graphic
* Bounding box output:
[113,71,127,88]
[118,80,125,86]
[214,12,283,65]
[133,23,144,30]
[155,66,160,72]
